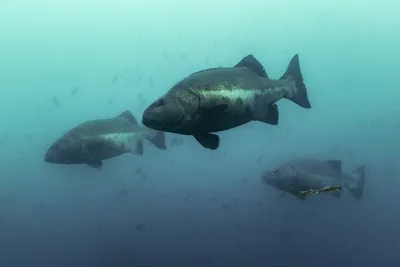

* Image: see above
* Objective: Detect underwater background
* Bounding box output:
[1,0,400,266]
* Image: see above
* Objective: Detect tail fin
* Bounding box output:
[148,130,167,150]
[280,54,311,109]
[346,165,366,200]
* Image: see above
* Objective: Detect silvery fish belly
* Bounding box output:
[97,132,142,158]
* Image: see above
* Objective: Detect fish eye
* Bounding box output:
[156,98,165,106]
[272,168,281,175]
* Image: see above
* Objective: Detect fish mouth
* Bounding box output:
[262,171,276,183]
[142,102,186,132]
[44,149,56,163]
[142,108,161,129]
[44,144,61,163]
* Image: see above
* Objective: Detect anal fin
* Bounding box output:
[255,104,279,125]
[125,139,144,155]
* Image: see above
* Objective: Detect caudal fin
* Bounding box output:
[280,54,311,109]
[346,165,366,200]
[148,130,167,150]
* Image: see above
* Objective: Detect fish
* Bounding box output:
[51,96,60,107]
[44,110,167,169]
[142,54,311,150]
[262,158,366,200]
[70,86,79,96]
[112,75,118,84]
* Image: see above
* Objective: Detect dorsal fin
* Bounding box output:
[326,160,342,173]
[116,110,138,124]
[234,55,268,78]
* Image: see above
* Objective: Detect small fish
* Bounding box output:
[44,110,167,169]
[125,68,134,76]
[70,86,79,96]
[142,54,311,150]
[135,223,146,231]
[257,155,263,164]
[262,158,366,200]
[112,75,118,84]
[117,188,130,197]
[135,167,143,174]
[220,203,231,210]
[52,96,60,107]
[184,193,194,201]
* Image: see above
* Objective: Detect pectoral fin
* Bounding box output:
[86,160,103,170]
[194,134,220,150]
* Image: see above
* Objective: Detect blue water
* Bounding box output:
[1,1,399,266]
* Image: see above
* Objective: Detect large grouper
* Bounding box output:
[44,110,166,169]
[262,158,367,200]
[141,54,311,150]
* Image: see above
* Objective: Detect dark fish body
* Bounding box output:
[142,54,311,150]
[262,158,367,200]
[44,110,166,169]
